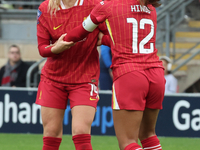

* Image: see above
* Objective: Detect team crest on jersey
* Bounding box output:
[100,1,104,5]
[37,9,42,24]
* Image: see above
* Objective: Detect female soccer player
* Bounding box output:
[36,0,107,150]
[64,0,165,150]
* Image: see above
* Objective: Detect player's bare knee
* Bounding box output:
[43,124,62,137]
[72,129,90,135]
[72,124,91,135]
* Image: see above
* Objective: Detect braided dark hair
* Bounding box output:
[140,0,161,8]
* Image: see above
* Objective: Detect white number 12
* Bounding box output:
[127,18,154,54]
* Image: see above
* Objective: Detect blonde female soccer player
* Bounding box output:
[36,0,107,149]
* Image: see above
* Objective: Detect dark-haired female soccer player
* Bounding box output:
[64,0,165,149]
[36,0,107,149]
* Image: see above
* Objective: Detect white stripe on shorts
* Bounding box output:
[79,0,84,5]
[112,83,120,110]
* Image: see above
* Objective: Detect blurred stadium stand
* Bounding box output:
[0,0,43,9]
[0,0,43,87]
[156,0,200,92]
[0,0,200,91]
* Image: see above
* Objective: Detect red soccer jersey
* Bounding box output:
[89,0,163,81]
[37,0,105,85]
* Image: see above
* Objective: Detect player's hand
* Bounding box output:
[45,41,57,49]
[97,32,104,46]
[49,33,75,54]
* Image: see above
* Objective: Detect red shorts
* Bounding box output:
[112,68,165,111]
[35,78,99,109]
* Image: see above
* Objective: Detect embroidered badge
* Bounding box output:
[37,9,42,24]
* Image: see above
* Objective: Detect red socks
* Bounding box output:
[72,134,93,150]
[42,137,62,150]
[124,143,143,150]
[42,134,92,150]
[141,135,162,150]
[41,135,161,150]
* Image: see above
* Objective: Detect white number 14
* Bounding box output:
[127,18,154,54]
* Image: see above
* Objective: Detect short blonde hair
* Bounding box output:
[48,0,61,15]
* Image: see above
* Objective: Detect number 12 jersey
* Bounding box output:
[90,0,163,81]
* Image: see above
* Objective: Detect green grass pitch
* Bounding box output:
[0,133,199,150]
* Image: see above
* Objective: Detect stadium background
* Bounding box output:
[0,0,200,149]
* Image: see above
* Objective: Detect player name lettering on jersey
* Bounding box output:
[131,5,151,14]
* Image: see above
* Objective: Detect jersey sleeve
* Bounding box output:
[37,8,51,40]
[37,36,58,57]
[37,7,57,57]
[64,1,111,42]
[98,22,109,35]
[90,1,110,24]
[101,35,111,47]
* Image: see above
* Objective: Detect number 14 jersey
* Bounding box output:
[91,0,163,81]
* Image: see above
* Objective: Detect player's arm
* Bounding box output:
[98,33,111,47]
[37,8,57,57]
[64,18,111,46]
[37,22,62,57]
[65,1,109,42]
[97,22,112,46]
[98,22,109,36]
[38,34,75,56]
[37,36,58,57]
[37,9,74,56]
[64,14,99,42]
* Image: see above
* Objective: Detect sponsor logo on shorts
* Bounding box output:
[90,97,96,101]
[90,95,99,101]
